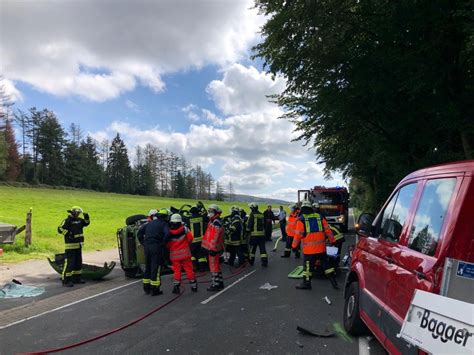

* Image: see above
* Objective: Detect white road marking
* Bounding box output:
[358,336,371,355]
[0,279,142,330]
[200,270,257,305]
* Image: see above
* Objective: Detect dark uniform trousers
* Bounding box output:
[143,243,164,290]
[249,236,268,266]
[303,252,334,281]
[63,248,82,282]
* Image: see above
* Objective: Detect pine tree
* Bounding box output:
[36,110,65,185]
[215,181,225,201]
[81,136,105,191]
[5,119,20,181]
[107,133,131,193]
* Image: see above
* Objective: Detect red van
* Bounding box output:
[343,161,474,354]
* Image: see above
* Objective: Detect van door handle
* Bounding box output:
[384,256,394,264]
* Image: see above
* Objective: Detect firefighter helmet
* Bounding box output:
[208,204,221,213]
[148,209,158,217]
[170,214,182,223]
[301,200,313,208]
[68,206,83,214]
[230,205,239,213]
[157,208,169,216]
[248,202,257,209]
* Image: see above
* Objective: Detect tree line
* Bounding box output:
[0,101,228,200]
[254,0,473,212]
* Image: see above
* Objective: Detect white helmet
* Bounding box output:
[170,214,182,223]
[148,209,158,217]
[248,202,257,209]
[312,202,320,209]
[230,205,239,213]
[301,200,313,208]
[208,204,222,213]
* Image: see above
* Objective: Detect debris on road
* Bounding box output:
[332,322,353,343]
[295,341,304,348]
[259,282,278,290]
[0,282,45,299]
[296,326,335,338]
[288,265,304,279]
[323,296,332,305]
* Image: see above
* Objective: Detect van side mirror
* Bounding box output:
[381,218,402,242]
[356,213,374,237]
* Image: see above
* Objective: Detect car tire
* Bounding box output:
[124,267,141,278]
[343,281,368,336]
[125,214,147,226]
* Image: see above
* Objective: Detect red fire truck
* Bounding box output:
[298,186,350,232]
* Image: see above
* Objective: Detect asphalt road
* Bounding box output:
[0,212,387,355]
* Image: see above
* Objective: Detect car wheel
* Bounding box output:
[343,281,368,336]
[124,267,141,278]
[125,214,147,226]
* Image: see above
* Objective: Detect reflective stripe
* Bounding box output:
[73,234,84,238]
[143,279,151,284]
[302,240,325,247]
[324,267,335,275]
[62,259,68,280]
[303,213,322,234]
[65,243,81,249]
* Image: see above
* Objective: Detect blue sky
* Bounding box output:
[1,0,343,201]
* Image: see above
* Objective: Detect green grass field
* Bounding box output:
[0,186,272,263]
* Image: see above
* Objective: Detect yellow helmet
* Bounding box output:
[68,206,83,214]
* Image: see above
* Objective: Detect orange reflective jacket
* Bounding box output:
[292,213,335,254]
[286,212,298,237]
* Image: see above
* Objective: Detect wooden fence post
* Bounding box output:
[25,208,32,247]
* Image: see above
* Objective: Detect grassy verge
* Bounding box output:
[0,186,259,263]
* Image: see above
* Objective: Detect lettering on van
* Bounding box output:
[419,310,472,347]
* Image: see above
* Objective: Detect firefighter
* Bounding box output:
[292,200,338,290]
[239,208,249,261]
[138,208,170,296]
[58,206,90,287]
[281,204,300,259]
[225,206,245,267]
[187,206,208,271]
[202,204,225,291]
[247,202,268,267]
[263,205,275,242]
[167,214,197,294]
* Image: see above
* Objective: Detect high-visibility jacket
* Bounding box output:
[167,225,193,261]
[224,213,244,246]
[330,225,345,243]
[247,211,264,237]
[188,215,205,243]
[202,216,224,252]
[58,214,90,250]
[292,213,335,254]
[286,212,298,238]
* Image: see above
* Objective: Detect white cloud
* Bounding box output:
[1,0,263,101]
[125,99,140,113]
[206,63,286,115]
[89,64,335,194]
[1,78,23,103]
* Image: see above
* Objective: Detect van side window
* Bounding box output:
[407,178,456,256]
[379,183,417,242]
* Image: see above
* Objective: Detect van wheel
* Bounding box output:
[125,214,147,226]
[343,281,368,336]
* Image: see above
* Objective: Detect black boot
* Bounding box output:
[281,251,290,258]
[207,284,221,292]
[295,252,301,259]
[329,275,339,289]
[143,283,151,295]
[296,280,312,290]
[190,280,198,292]
[62,280,74,288]
[172,284,180,294]
[151,286,163,296]
[262,259,268,267]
